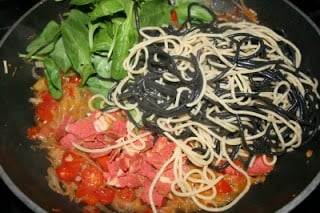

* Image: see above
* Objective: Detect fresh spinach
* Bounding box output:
[42,57,63,99]
[111,0,138,80]
[90,24,114,52]
[61,9,94,85]
[22,0,214,100]
[25,20,60,58]
[139,0,172,26]
[89,0,124,21]
[49,37,72,72]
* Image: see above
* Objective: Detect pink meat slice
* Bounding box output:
[65,111,100,138]
[247,155,274,176]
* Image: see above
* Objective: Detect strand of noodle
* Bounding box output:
[172,167,221,199]
[263,154,277,166]
[187,59,207,107]
[88,94,110,111]
[190,138,251,212]
[221,22,302,67]
[125,47,149,76]
[112,76,138,110]
[166,134,223,200]
[298,72,320,98]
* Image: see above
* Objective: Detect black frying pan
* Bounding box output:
[0,0,320,212]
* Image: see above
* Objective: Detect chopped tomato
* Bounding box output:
[116,187,136,202]
[62,151,85,164]
[68,75,81,85]
[215,178,232,194]
[95,187,116,205]
[56,151,85,181]
[170,9,179,28]
[27,126,40,139]
[76,184,99,205]
[56,161,82,181]
[56,162,81,181]
[36,91,58,123]
[81,166,104,191]
[95,156,110,172]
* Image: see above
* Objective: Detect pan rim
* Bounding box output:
[0,0,320,212]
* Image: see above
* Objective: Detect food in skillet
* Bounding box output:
[21,0,320,212]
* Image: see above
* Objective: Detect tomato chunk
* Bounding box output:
[95,187,116,205]
[62,151,85,164]
[56,161,82,181]
[216,178,232,194]
[36,91,58,123]
[170,9,179,28]
[115,187,136,202]
[81,166,104,191]
[68,75,81,85]
[56,151,85,181]
[27,126,40,139]
[76,184,99,205]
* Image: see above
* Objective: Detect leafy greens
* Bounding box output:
[21,0,214,99]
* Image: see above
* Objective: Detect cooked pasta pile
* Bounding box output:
[83,21,320,211]
[29,12,320,213]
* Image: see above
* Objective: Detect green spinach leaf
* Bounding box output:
[111,0,138,80]
[25,20,60,58]
[61,9,94,84]
[139,0,172,26]
[49,37,72,72]
[42,57,63,99]
[89,0,124,21]
[87,76,114,97]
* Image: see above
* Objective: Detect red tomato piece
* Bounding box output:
[76,184,99,206]
[215,178,232,194]
[36,91,58,123]
[62,151,85,164]
[56,161,82,181]
[56,151,85,181]
[116,187,136,202]
[81,166,105,191]
[170,9,179,28]
[27,126,40,139]
[68,75,81,85]
[95,187,116,205]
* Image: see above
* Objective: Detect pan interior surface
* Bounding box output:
[0,0,319,212]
